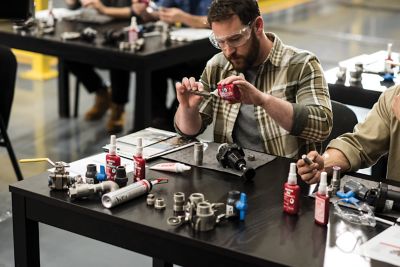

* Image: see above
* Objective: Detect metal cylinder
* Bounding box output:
[194,142,203,165]
[147,193,155,206]
[102,180,151,208]
[192,201,216,232]
[155,197,166,210]
[189,193,204,206]
[173,192,185,215]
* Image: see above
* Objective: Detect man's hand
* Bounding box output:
[159,7,186,24]
[296,151,325,184]
[219,75,265,105]
[131,0,149,16]
[81,0,106,13]
[392,93,400,121]
[176,77,204,109]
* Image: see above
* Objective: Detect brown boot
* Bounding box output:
[84,89,111,121]
[106,103,125,134]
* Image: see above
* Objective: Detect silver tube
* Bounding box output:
[194,142,203,165]
[68,181,119,199]
[102,180,151,208]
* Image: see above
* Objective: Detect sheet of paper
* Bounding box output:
[358,225,400,266]
[170,28,212,42]
[68,153,133,176]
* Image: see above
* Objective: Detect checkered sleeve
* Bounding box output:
[292,58,333,142]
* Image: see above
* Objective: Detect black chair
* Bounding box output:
[0,114,23,181]
[322,100,358,150]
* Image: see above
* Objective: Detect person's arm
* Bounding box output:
[327,86,394,171]
[81,0,131,18]
[65,0,81,10]
[159,8,208,28]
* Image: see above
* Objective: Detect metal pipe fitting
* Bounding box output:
[68,180,119,200]
[147,193,156,206]
[173,192,185,216]
[155,197,166,210]
[194,142,203,165]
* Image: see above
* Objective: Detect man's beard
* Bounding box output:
[227,31,259,72]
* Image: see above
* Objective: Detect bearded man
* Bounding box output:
[174,0,332,158]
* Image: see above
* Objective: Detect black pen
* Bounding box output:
[301,154,315,165]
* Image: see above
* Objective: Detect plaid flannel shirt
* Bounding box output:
[177,33,332,158]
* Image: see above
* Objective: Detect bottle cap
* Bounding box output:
[176,163,191,172]
[109,135,116,155]
[136,137,143,157]
[287,162,297,185]
[319,171,328,195]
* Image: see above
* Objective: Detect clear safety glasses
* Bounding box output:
[209,21,253,50]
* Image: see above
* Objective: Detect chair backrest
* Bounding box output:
[322,100,358,150]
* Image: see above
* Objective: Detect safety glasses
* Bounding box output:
[209,21,253,50]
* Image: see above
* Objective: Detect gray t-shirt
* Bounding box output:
[232,68,265,152]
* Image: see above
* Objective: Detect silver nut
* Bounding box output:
[154,197,166,210]
[247,154,256,161]
[147,194,156,206]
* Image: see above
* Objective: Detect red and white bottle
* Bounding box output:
[106,135,121,180]
[133,137,146,181]
[128,16,139,44]
[283,163,300,215]
[314,171,330,226]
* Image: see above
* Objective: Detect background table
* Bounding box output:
[325,51,399,109]
[0,20,218,130]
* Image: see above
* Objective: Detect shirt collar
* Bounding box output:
[264,32,284,67]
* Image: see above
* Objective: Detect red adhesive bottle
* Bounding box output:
[106,135,121,180]
[217,84,241,101]
[315,171,330,226]
[283,163,300,215]
[133,137,146,181]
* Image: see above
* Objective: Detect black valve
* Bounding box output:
[216,143,255,181]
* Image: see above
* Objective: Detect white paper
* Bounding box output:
[358,225,400,266]
[170,28,212,42]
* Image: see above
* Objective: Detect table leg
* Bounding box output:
[12,194,40,267]
[153,258,173,267]
[58,59,70,118]
[133,69,152,132]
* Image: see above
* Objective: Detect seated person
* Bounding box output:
[0,45,17,131]
[174,0,333,158]
[297,85,400,183]
[132,0,212,130]
[64,0,133,134]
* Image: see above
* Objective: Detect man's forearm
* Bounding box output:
[259,93,294,132]
[175,105,203,136]
[323,148,351,175]
[181,14,208,28]
[102,7,131,18]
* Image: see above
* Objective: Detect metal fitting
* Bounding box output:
[191,202,216,232]
[155,197,166,210]
[68,180,119,200]
[85,164,97,184]
[147,193,156,206]
[247,154,256,161]
[194,142,203,165]
[173,192,185,216]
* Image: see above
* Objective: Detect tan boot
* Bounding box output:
[84,89,111,121]
[106,103,125,134]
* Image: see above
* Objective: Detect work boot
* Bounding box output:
[84,89,111,121]
[106,103,125,134]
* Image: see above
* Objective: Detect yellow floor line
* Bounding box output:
[259,0,313,14]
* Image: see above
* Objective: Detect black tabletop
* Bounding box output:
[9,155,395,267]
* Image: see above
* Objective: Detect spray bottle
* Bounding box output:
[283,162,300,215]
[133,137,146,181]
[128,16,139,44]
[106,135,121,181]
[315,171,329,226]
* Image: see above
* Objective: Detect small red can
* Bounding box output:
[217,84,241,101]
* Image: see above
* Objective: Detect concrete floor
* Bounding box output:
[1,0,399,266]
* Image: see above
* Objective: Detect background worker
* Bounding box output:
[132,0,212,130]
[297,85,400,183]
[64,0,133,134]
[174,0,332,158]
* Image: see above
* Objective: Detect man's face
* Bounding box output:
[211,15,260,72]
